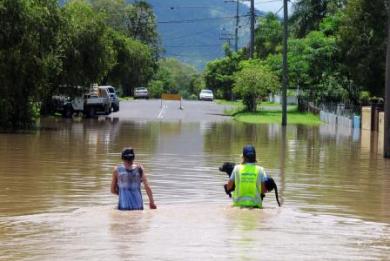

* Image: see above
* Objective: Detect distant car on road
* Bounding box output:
[134,87,149,99]
[199,89,214,101]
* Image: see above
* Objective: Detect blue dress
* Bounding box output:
[116,165,144,210]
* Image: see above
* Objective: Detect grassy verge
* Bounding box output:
[120,96,134,101]
[233,108,323,125]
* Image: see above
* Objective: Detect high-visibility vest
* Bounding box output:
[233,164,262,208]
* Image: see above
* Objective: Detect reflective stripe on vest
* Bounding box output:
[233,164,262,208]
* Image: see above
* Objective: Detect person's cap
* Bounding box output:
[121,147,135,161]
[243,145,256,158]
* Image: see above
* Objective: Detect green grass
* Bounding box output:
[119,96,134,101]
[233,109,323,125]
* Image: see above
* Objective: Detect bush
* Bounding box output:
[233,63,279,112]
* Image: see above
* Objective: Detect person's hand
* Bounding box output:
[149,202,157,209]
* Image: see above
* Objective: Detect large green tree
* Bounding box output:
[106,30,154,96]
[0,0,63,129]
[337,0,388,97]
[290,0,346,38]
[203,48,246,100]
[59,0,116,94]
[254,13,283,59]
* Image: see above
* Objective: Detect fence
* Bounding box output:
[299,99,361,129]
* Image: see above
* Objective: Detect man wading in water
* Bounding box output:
[225,145,267,208]
[111,148,157,210]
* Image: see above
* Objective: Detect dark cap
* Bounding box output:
[243,145,256,162]
[121,147,135,161]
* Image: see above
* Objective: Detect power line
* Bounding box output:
[158,15,249,24]
[165,44,223,48]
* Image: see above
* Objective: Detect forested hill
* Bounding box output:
[142,0,257,69]
[58,0,265,69]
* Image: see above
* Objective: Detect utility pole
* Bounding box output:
[281,0,289,126]
[249,0,255,58]
[385,2,390,158]
[235,0,240,52]
[224,0,240,52]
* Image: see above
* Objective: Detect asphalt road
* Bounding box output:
[109,99,233,122]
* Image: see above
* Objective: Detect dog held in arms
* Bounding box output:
[219,162,281,207]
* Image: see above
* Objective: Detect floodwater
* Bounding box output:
[0,117,389,260]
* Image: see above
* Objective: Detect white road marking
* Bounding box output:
[157,105,167,119]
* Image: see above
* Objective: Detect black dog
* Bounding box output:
[219,162,281,207]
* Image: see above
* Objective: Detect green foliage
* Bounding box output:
[90,0,160,60]
[147,58,201,99]
[60,0,116,93]
[203,50,246,100]
[290,0,346,38]
[107,30,154,96]
[233,61,279,112]
[254,13,283,59]
[0,0,63,129]
[337,0,388,97]
[147,80,164,98]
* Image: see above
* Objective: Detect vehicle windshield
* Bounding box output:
[136,87,147,91]
[201,90,212,94]
[107,87,115,94]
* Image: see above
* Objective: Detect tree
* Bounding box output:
[106,30,154,96]
[0,0,63,129]
[203,48,246,99]
[290,0,346,38]
[233,61,279,112]
[337,0,388,97]
[147,58,200,98]
[124,1,160,60]
[90,0,127,32]
[59,0,116,95]
[265,30,342,103]
[254,13,283,59]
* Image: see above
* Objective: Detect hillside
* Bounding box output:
[145,0,255,69]
[59,0,265,69]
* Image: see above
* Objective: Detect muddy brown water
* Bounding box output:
[0,117,389,260]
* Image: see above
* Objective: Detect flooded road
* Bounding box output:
[1,110,390,260]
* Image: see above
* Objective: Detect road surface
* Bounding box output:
[110,99,233,122]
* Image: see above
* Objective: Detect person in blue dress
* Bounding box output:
[111,148,157,210]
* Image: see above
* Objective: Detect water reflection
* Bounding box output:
[0,117,389,259]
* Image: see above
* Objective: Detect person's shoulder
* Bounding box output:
[115,164,125,170]
[233,164,242,172]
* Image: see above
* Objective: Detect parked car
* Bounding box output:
[134,87,149,99]
[54,87,112,118]
[99,85,120,112]
[199,89,214,101]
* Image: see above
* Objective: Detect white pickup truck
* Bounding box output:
[61,87,112,118]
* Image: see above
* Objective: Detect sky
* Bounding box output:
[243,0,295,14]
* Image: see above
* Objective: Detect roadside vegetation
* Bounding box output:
[204,0,388,117]
[1,0,388,130]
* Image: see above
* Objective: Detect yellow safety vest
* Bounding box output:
[233,164,262,208]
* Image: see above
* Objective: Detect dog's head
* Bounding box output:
[219,162,235,177]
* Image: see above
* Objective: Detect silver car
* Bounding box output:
[199,89,214,101]
[134,87,149,99]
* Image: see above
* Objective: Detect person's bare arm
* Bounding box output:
[226,179,234,190]
[141,168,157,209]
[111,169,119,195]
